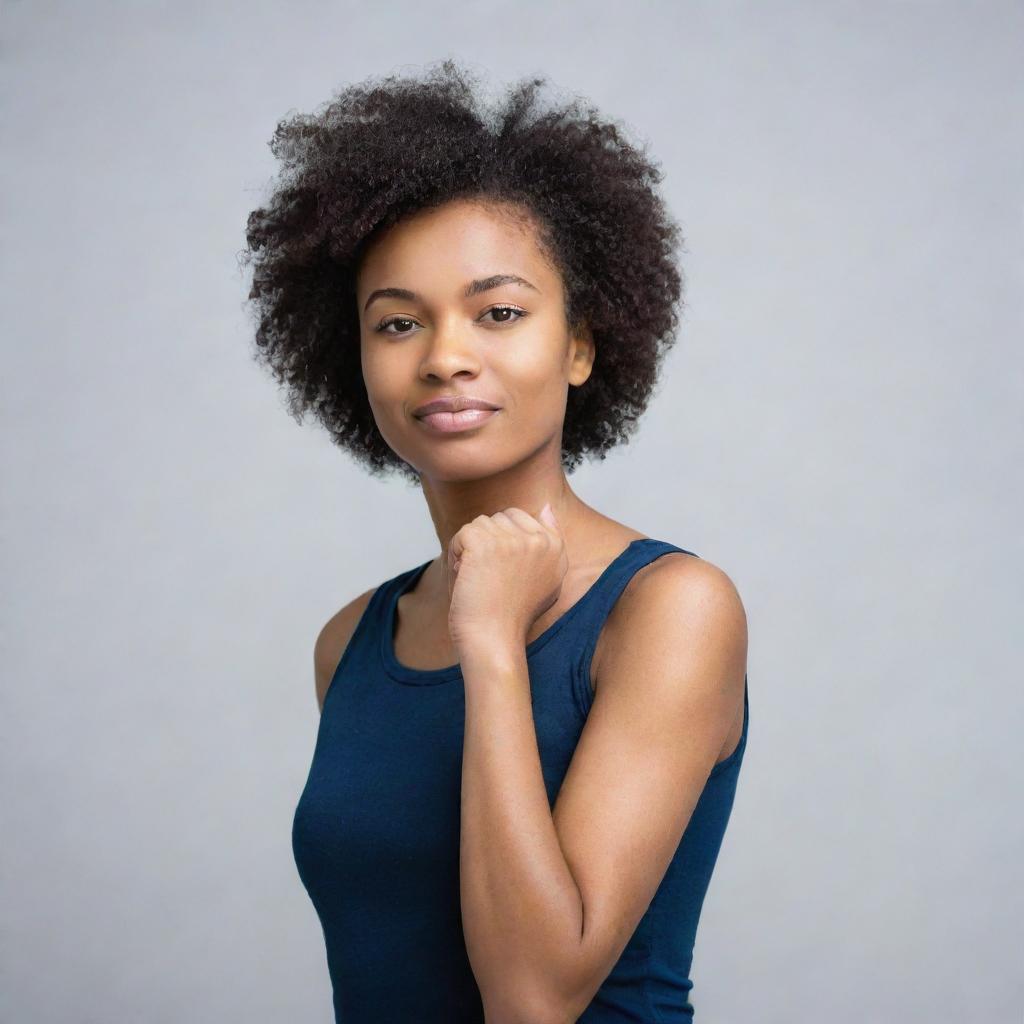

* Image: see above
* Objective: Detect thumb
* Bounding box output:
[539,501,561,534]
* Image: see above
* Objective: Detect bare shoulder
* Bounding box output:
[313,586,378,713]
[633,550,747,631]
[594,551,748,757]
[599,549,747,661]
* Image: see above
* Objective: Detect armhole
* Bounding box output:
[319,586,381,712]
[571,543,695,719]
[708,673,749,778]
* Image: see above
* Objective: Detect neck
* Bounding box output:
[417,456,599,578]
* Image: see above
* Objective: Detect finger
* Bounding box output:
[490,509,530,537]
[446,557,459,600]
[537,501,564,540]
[449,534,465,584]
[475,514,504,538]
[498,506,548,535]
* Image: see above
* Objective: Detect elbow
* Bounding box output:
[474,912,591,1022]
[483,1003,574,1024]
[480,978,581,1024]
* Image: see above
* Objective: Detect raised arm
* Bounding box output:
[459,554,747,1023]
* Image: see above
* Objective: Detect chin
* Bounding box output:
[412,448,519,484]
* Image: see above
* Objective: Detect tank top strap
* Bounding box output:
[321,563,429,711]
[568,538,697,717]
[363,561,431,649]
[376,561,430,618]
[580,538,696,625]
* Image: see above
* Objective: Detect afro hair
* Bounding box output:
[239,59,685,486]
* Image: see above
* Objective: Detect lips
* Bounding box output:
[413,395,501,417]
[414,405,501,435]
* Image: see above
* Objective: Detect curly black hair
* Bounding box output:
[238,59,685,486]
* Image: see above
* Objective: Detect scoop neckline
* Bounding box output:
[379,537,656,686]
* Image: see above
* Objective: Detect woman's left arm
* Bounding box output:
[459,555,748,1024]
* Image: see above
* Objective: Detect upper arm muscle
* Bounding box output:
[550,554,748,1015]
[313,587,377,713]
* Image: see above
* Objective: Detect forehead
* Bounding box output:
[356,199,555,294]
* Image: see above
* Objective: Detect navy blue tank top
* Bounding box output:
[292,538,749,1022]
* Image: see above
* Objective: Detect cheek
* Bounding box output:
[360,345,402,407]
[508,349,571,409]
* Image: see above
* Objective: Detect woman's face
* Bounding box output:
[356,198,594,482]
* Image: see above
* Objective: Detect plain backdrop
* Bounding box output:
[2,2,1022,1022]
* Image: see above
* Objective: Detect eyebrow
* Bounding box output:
[362,273,539,313]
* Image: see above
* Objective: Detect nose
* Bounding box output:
[418,321,481,382]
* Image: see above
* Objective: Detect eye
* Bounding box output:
[375,316,420,336]
[479,304,528,325]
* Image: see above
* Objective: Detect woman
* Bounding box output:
[241,60,749,1024]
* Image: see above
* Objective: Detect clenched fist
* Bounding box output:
[445,502,569,653]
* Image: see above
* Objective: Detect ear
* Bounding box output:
[568,322,596,388]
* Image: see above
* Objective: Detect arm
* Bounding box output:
[459,643,584,1023]
[459,555,748,1024]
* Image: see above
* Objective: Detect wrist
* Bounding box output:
[455,629,527,669]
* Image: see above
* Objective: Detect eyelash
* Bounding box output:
[374,304,529,335]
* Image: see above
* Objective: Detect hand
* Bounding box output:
[445,502,569,654]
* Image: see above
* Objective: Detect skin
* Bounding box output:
[314,197,748,1023]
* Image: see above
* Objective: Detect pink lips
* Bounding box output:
[413,395,500,417]
[412,394,502,434]
[415,407,500,434]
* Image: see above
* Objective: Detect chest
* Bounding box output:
[391,571,622,692]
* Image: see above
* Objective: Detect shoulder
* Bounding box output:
[640,549,745,624]
[596,549,748,700]
[313,586,378,713]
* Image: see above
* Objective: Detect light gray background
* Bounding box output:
[3,2,1021,1022]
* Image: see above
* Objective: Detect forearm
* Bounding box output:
[458,640,584,1022]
